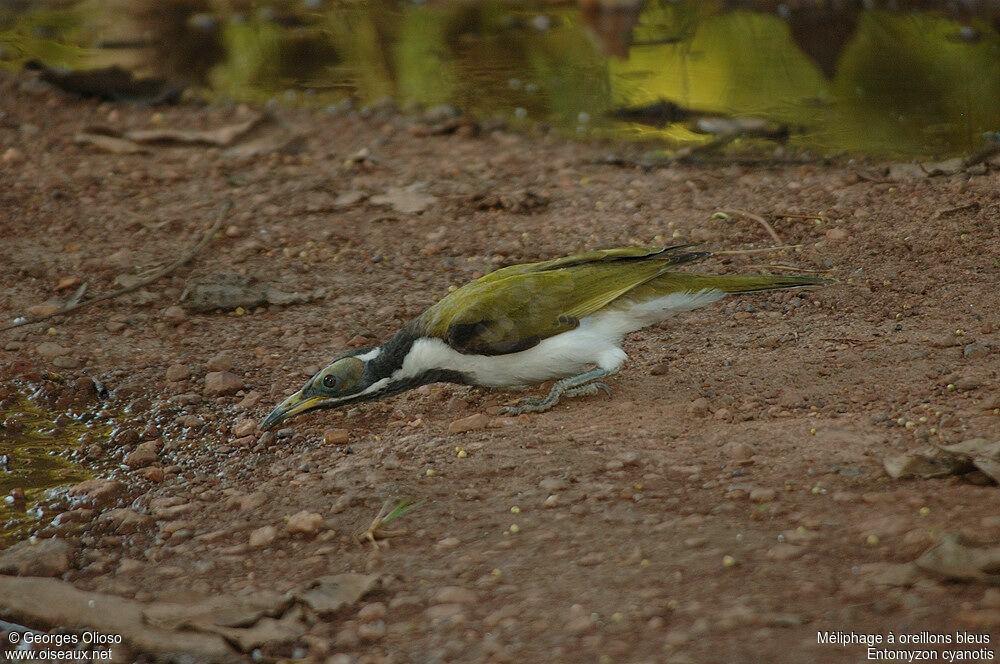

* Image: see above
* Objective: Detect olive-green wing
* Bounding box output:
[475,244,693,285]
[419,246,708,355]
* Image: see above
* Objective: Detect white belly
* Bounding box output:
[393,289,726,387]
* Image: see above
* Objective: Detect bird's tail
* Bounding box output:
[647,272,834,294]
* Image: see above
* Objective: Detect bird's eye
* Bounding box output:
[323,375,336,389]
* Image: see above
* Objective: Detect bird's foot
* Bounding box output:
[501,374,613,415]
[563,382,612,399]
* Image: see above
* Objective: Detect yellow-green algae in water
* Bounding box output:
[1,393,109,544]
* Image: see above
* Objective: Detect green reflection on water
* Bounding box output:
[1,1,998,157]
[1,393,106,544]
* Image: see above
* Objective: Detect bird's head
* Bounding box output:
[259,347,385,430]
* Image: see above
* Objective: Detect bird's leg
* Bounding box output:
[502,368,612,414]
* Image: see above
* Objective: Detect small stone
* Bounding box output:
[286,511,323,535]
[955,375,981,390]
[436,537,461,549]
[323,428,350,444]
[448,413,488,435]
[825,228,849,241]
[565,615,594,635]
[982,589,1000,609]
[162,305,187,323]
[99,508,153,535]
[52,356,80,369]
[249,525,277,548]
[358,602,387,622]
[204,371,244,396]
[68,478,123,508]
[687,397,711,417]
[123,443,159,469]
[334,190,368,209]
[432,586,478,605]
[206,354,234,372]
[357,621,386,642]
[165,364,191,382]
[424,604,466,623]
[749,488,777,503]
[766,543,804,561]
[543,495,560,508]
[142,466,165,482]
[237,390,262,409]
[929,334,962,348]
[713,407,732,421]
[0,538,74,576]
[27,304,62,317]
[539,477,568,492]
[964,343,989,359]
[36,342,69,359]
[232,419,257,438]
[2,147,25,163]
[649,362,670,376]
[53,276,83,291]
[720,442,753,460]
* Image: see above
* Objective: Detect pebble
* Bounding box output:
[564,615,594,635]
[424,604,466,623]
[324,428,351,444]
[204,371,244,396]
[99,508,153,535]
[543,495,560,508]
[36,341,69,359]
[286,511,323,535]
[232,418,257,438]
[649,362,670,376]
[436,537,461,549]
[358,602,387,622]
[249,525,277,548]
[954,375,981,390]
[162,305,187,323]
[206,354,234,372]
[68,478,124,508]
[749,488,777,503]
[982,589,1000,609]
[237,390,262,410]
[175,414,204,428]
[964,343,989,359]
[448,413,488,435]
[165,364,191,382]
[432,586,478,605]
[334,190,368,209]
[0,537,73,576]
[123,442,160,469]
[357,621,386,642]
[2,147,25,163]
[720,442,753,460]
[142,467,165,482]
[53,355,81,369]
[687,397,711,417]
[825,228,849,241]
[539,477,568,492]
[766,543,804,561]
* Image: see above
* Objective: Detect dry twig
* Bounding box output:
[717,208,785,245]
[714,244,803,256]
[1,200,232,332]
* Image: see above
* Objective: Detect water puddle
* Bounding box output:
[2,2,999,158]
[0,383,110,545]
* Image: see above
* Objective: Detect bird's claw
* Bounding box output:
[501,381,612,415]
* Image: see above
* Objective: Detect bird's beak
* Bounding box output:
[259,390,327,430]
